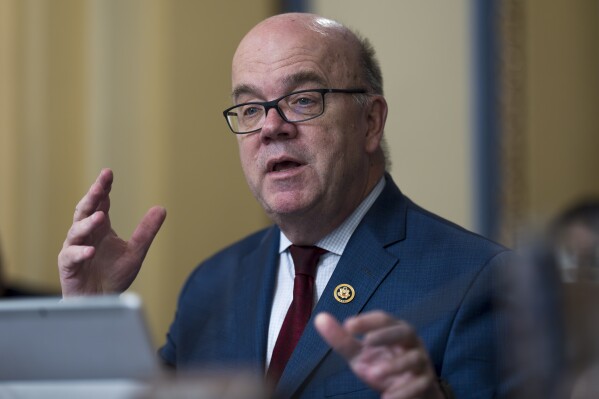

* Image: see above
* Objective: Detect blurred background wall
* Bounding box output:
[1,0,598,343]
[497,0,599,244]
[0,0,277,344]
[522,0,599,225]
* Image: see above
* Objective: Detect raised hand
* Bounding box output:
[315,311,445,399]
[57,169,167,297]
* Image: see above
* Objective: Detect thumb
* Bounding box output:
[315,312,362,361]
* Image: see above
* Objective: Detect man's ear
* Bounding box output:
[364,95,388,154]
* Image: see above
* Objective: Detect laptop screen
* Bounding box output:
[0,293,161,381]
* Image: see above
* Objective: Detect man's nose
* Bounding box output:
[259,107,298,142]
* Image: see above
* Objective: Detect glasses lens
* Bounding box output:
[227,104,265,133]
[280,91,324,122]
[225,90,327,133]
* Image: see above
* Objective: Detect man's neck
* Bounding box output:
[276,170,385,245]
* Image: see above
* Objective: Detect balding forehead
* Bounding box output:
[242,13,349,44]
[308,16,344,35]
[234,17,357,63]
[256,13,339,29]
[231,13,364,93]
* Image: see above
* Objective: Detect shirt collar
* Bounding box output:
[279,176,386,255]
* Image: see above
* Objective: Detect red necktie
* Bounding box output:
[266,245,327,385]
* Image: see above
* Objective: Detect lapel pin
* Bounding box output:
[333,283,355,303]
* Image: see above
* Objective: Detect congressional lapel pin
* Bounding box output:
[333,283,355,303]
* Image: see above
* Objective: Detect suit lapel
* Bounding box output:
[275,175,408,398]
[231,227,280,367]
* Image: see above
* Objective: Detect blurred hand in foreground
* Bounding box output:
[315,311,445,399]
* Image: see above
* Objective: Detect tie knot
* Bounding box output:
[289,245,326,277]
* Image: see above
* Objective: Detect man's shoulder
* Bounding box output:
[182,225,278,285]
[406,199,506,252]
[208,225,278,262]
[370,176,507,258]
[393,198,511,277]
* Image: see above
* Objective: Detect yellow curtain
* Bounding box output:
[0,0,275,344]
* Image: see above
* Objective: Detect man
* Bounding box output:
[58,13,512,399]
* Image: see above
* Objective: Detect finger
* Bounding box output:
[96,190,111,215]
[363,323,420,349]
[129,206,167,256]
[97,167,113,188]
[369,348,429,381]
[64,211,107,246]
[382,373,434,399]
[315,312,362,360]
[344,311,398,335]
[355,344,396,366]
[58,245,96,270]
[73,169,113,222]
[98,168,113,213]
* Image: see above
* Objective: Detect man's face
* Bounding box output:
[231,17,379,235]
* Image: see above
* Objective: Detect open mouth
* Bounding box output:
[272,160,302,172]
[266,156,305,174]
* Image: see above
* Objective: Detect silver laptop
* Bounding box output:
[0,293,161,381]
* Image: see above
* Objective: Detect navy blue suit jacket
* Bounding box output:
[160,175,512,398]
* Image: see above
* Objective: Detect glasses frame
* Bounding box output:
[223,88,367,134]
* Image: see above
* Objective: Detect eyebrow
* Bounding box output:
[281,71,328,89]
[231,84,259,101]
[231,71,328,101]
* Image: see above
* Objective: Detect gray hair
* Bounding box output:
[311,16,391,171]
[352,30,391,171]
[356,33,384,96]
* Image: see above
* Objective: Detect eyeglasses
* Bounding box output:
[223,88,366,134]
